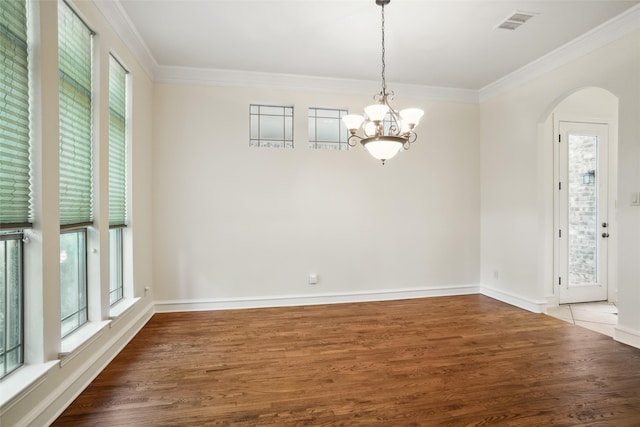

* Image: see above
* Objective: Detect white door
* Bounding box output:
[557,121,609,304]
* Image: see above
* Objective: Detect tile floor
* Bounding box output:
[547,301,618,337]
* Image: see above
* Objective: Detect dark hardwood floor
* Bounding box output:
[52,295,640,426]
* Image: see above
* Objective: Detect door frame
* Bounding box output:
[552,114,618,304]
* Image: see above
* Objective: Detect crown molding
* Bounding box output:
[93,0,158,79]
[155,66,480,103]
[96,0,638,105]
[479,3,640,102]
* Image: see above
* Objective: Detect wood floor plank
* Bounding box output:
[52,295,640,426]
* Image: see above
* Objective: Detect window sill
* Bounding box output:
[59,320,111,365]
[109,297,140,321]
[0,360,59,410]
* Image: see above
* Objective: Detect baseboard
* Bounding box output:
[614,325,640,350]
[33,304,154,427]
[480,285,548,313]
[154,285,481,313]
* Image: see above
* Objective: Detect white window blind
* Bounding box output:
[0,0,31,230]
[108,56,127,227]
[58,2,93,228]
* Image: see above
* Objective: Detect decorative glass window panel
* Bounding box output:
[308,107,349,150]
[249,104,293,148]
[60,230,88,337]
[0,232,23,379]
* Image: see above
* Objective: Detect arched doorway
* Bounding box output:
[541,87,619,335]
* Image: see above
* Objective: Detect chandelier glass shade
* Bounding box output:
[343,0,424,165]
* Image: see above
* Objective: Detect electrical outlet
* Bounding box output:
[308,274,318,285]
[493,270,499,280]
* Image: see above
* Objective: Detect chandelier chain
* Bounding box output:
[381,3,386,96]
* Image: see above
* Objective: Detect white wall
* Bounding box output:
[552,87,619,119]
[0,0,155,425]
[152,84,480,307]
[480,30,640,345]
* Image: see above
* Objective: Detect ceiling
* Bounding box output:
[111,0,639,90]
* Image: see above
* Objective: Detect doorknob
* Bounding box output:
[602,222,608,228]
[602,233,610,238]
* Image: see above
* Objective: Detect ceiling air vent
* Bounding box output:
[496,10,537,31]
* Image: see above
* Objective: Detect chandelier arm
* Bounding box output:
[384,96,402,137]
[347,134,362,147]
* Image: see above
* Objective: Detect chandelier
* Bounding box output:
[342,0,424,165]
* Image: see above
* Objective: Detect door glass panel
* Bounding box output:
[568,133,598,286]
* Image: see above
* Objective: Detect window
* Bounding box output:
[58,1,93,335]
[250,104,293,148]
[308,107,349,150]
[109,228,123,304]
[60,230,87,337]
[0,233,24,378]
[108,56,127,306]
[0,0,30,378]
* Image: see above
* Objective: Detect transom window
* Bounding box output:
[250,104,294,148]
[308,107,349,151]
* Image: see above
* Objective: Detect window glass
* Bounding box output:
[249,104,294,148]
[0,233,23,378]
[60,230,88,337]
[109,228,123,305]
[308,107,349,150]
